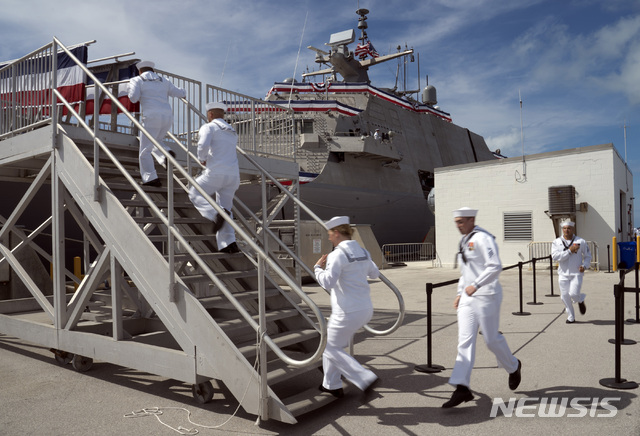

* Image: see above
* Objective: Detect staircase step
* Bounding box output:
[198,288,280,309]
[121,199,195,208]
[147,234,215,242]
[132,216,210,225]
[265,356,323,386]
[285,385,353,418]
[166,252,244,262]
[180,269,257,284]
[105,181,181,193]
[237,329,319,359]
[217,308,301,332]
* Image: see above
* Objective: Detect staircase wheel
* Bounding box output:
[192,381,214,404]
[71,355,93,372]
[53,350,74,366]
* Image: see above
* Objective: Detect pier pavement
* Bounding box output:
[1,262,639,435]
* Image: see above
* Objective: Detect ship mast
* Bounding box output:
[356,8,369,47]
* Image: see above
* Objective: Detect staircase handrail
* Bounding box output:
[52,37,327,368]
[182,97,405,336]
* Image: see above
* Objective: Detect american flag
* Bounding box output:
[355,41,379,60]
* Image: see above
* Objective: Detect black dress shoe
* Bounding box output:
[212,209,229,233]
[220,242,240,253]
[509,359,522,390]
[566,319,575,324]
[579,301,586,315]
[141,178,161,187]
[319,384,344,398]
[442,386,473,408]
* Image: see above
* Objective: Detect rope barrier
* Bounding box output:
[415,255,554,373]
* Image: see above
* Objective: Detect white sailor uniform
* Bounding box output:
[127,71,186,183]
[314,240,379,391]
[449,226,519,388]
[188,118,240,251]
[551,234,591,322]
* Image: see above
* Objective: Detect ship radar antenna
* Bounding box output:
[515,89,527,183]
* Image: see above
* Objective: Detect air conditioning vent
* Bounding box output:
[548,185,576,215]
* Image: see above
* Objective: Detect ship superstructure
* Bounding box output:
[259,8,496,245]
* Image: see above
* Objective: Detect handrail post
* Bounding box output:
[51,42,58,149]
[414,282,445,373]
[93,76,100,202]
[546,254,557,297]
[628,262,640,324]
[168,160,176,302]
[258,255,269,421]
[527,258,543,305]
[600,283,638,389]
[512,261,531,316]
[608,271,637,345]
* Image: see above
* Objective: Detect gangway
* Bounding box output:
[0,38,405,424]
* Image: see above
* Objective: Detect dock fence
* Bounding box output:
[382,242,436,267]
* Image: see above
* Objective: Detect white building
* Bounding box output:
[434,143,633,270]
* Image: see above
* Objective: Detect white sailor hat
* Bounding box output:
[453,207,478,218]
[206,101,227,112]
[561,219,575,227]
[324,216,349,230]
[136,60,155,70]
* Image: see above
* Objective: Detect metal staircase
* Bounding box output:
[0,38,405,424]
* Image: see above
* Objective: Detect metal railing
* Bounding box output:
[207,84,296,160]
[382,242,436,267]
[0,43,57,137]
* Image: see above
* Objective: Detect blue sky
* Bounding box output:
[2,0,640,223]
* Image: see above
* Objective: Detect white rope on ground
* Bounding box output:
[124,331,269,434]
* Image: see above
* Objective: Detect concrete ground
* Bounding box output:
[1,263,639,435]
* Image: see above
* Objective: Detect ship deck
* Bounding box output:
[1,263,639,435]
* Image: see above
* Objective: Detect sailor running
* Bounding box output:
[551,219,591,323]
[443,207,521,408]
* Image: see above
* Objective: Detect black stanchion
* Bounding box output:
[527,258,543,306]
[627,263,640,324]
[415,282,445,374]
[608,272,637,345]
[546,255,558,297]
[600,284,638,389]
[512,262,531,316]
[605,244,614,273]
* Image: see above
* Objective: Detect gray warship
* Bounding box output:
[260,8,496,246]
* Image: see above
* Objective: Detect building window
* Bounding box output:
[504,212,533,241]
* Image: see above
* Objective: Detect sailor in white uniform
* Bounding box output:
[551,219,591,323]
[188,102,241,253]
[443,207,521,408]
[127,61,186,186]
[314,216,379,397]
